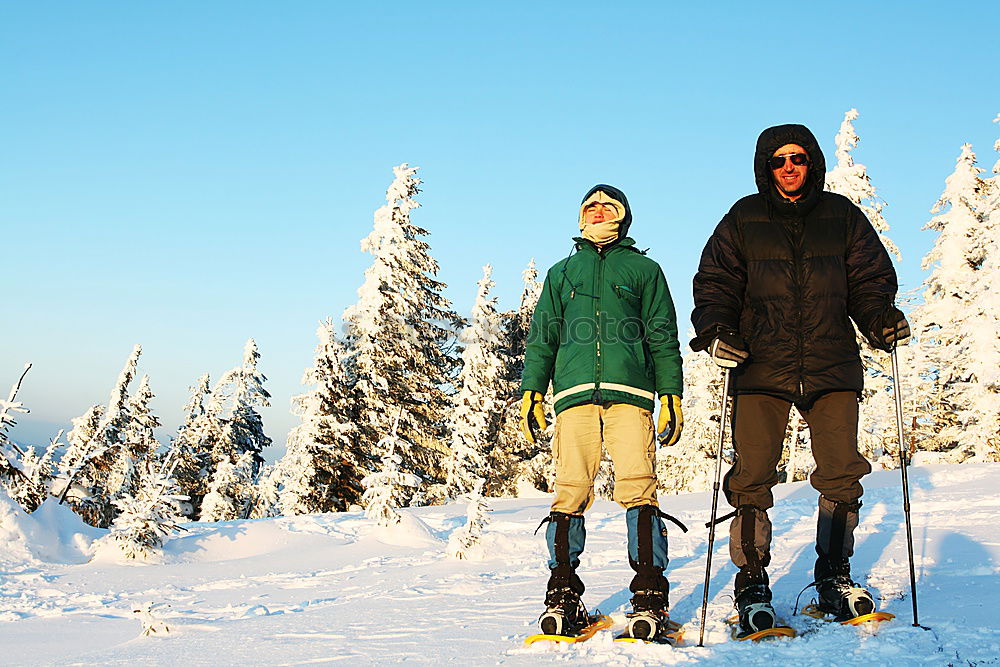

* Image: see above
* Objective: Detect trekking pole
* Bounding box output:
[698,367,732,647]
[890,345,923,629]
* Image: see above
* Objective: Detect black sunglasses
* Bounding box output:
[768,153,810,170]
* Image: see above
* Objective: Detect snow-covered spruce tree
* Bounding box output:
[278,319,368,515]
[487,258,553,496]
[447,477,492,560]
[202,339,272,520]
[169,374,216,519]
[826,109,900,258]
[343,164,462,500]
[248,463,281,519]
[0,364,31,458]
[443,266,507,499]
[778,409,811,483]
[106,374,161,503]
[657,344,725,495]
[824,108,902,466]
[949,119,1000,459]
[58,345,142,526]
[911,143,997,460]
[56,405,104,502]
[102,457,186,560]
[594,454,616,500]
[125,376,161,460]
[361,412,422,527]
[200,451,256,522]
[0,364,51,510]
[10,434,61,512]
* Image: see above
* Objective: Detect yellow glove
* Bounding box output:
[520,391,547,444]
[657,394,683,446]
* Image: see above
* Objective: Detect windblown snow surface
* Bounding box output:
[2,463,999,666]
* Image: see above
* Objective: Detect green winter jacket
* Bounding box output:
[521,186,683,415]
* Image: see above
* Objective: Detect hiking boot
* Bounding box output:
[735,583,777,637]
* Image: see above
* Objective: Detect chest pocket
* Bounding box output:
[557,258,598,302]
[613,283,642,315]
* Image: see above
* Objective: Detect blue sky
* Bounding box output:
[2,1,997,457]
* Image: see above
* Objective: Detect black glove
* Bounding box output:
[708,330,749,368]
[868,306,910,351]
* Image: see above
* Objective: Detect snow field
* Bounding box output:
[1,463,999,665]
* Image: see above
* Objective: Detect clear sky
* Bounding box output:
[2,1,997,458]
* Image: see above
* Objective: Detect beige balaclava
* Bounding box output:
[579,189,626,246]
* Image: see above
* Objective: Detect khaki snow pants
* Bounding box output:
[550,403,658,515]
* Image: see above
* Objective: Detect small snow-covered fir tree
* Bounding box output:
[994,114,1000,176]
[124,376,161,460]
[0,364,31,496]
[101,458,187,560]
[170,374,217,519]
[278,319,367,515]
[209,339,272,477]
[443,266,507,499]
[56,404,104,502]
[361,411,422,527]
[0,364,51,509]
[200,451,256,522]
[107,375,161,503]
[58,345,142,526]
[826,109,900,258]
[657,345,726,495]
[824,108,902,465]
[343,164,462,500]
[487,259,552,496]
[0,365,31,458]
[779,410,812,482]
[447,477,492,560]
[911,142,997,460]
[248,463,281,519]
[8,433,61,512]
[201,339,271,521]
[594,454,616,500]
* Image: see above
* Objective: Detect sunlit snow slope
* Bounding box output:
[1,463,998,665]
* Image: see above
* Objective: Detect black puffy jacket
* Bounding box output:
[691,124,898,406]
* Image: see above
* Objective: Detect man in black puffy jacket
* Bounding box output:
[691,123,910,636]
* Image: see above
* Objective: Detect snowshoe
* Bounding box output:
[524,613,612,645]
[814,575,875,621]
[731,584,795,642]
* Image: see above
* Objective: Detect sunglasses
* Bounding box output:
[768,153,810,170]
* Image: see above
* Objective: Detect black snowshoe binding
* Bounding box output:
[624,589,671,641]
[539,570,589,636]
[814,574,875,622]
[735,583,777,638]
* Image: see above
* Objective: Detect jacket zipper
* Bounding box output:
[594,248,606,403]
[790,207,806,400]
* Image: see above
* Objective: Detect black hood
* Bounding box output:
[753,124,826,202]
[580,184,633,240]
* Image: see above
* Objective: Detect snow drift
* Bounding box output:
[0,463,999,665]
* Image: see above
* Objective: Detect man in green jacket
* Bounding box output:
[520,184,685,641]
